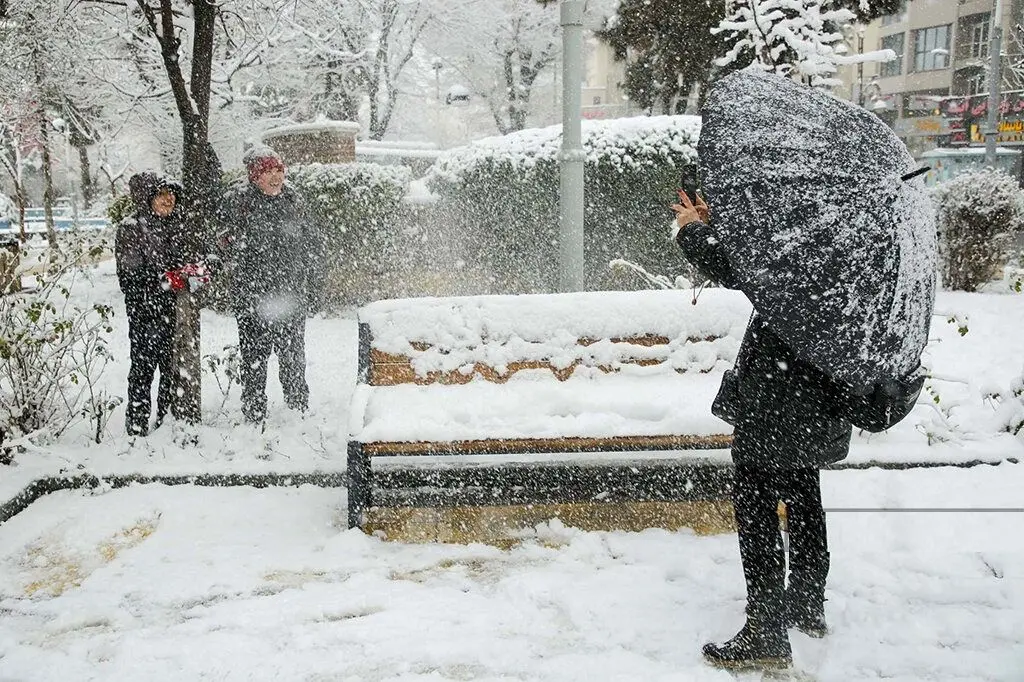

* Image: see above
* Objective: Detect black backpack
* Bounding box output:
[844,365,926,433]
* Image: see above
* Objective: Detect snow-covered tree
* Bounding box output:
[428,0,614,135]
[597,0,728,115]
[0,0,102,246]
[238,0,441,140]
[714,0,895,88]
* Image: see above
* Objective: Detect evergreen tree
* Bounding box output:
[715,0,896,88]
[596,0,727,114]
[598,0,906,110]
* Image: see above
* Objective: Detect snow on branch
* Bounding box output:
[714,0,895,88]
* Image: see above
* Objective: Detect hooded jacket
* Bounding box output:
[115,173,186,315]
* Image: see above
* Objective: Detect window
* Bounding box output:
[913,25,951,71]
[882,5,907,26]
[962,72,986,95]
[880,33,905,77]
[959,13,990,59]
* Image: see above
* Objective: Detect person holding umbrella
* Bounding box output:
[671,69,937,672]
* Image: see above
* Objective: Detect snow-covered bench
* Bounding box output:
[346,289,753,531]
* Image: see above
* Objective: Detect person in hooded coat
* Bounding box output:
[671,191,853,671]
[220,147,327,424]
[115,173,186,436]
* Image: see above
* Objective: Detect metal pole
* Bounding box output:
[985,0,1004,166]
[559,0,584,293]
[66,133,78,226]
[857,32,865,107]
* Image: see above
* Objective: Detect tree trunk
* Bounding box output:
[37,118,59,251]
[172,291,202,423]
[32,51,58,251]
[78,146,93,209]
[15,187,27,243]
[134,0,222,423]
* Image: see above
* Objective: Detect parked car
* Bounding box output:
[0,194,15,234]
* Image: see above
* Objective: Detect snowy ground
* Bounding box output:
[0,469,1021,681]
[0,260,1023,680]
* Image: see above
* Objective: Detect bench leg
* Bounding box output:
[347,441,371,529]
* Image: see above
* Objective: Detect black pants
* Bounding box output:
[733,463,829,626]
[236,313,309,422]
[126,306,175,435]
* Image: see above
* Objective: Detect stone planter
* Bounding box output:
[261,121,361,165]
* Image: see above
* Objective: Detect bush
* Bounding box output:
[0,238,119,459]
[107,193,134,225]
[287,162,410,306]
[426,115,701,293]
[933,168,1024,291]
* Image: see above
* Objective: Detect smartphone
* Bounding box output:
[680,164,700,204]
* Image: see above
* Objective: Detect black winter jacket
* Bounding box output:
[115,178,185,318]
[221,184,327,320]
[676,220,852,469]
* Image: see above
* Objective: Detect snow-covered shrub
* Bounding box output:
[426,116,701,293]
[287,162,410,306]
[1005,374,1024,439]
[107,193,134,225]
[0,240,118,459]
[203,344,241,417]
[933,168,1024,292]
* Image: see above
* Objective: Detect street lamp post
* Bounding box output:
[559,0,584,293]
[52,118,79,226]
[985,0,1004,165]
[432,58,443,103]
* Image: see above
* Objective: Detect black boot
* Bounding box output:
[784,590,828,638]
[702,619,792,671]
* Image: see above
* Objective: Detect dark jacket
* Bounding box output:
[221,183,327,320]
[676,220,852,469]
[115,173,185,317]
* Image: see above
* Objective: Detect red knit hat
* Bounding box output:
[245,147,285,183]
[250,153,288,183]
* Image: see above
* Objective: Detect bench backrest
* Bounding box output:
[357,290,752,387]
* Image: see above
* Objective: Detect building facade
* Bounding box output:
[839,0,1024,158]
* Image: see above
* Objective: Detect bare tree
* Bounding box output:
[430,0,611,135]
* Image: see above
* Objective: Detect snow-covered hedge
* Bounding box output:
[426,116,701,293]
[933,168,1024,292]
[287,162,411,306]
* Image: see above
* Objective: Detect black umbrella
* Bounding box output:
[697,68,937,389]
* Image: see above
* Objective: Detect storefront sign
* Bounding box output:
[894,116,952,136]
[969,118,1024,144]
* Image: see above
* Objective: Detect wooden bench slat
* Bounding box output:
[368,351,717,386]
[361,433,733,457]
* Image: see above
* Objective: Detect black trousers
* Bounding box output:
[236,313,309,422]
[733,463,829,625]
[126,306,175,435]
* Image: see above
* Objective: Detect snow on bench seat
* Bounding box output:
[355,371,731,446]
